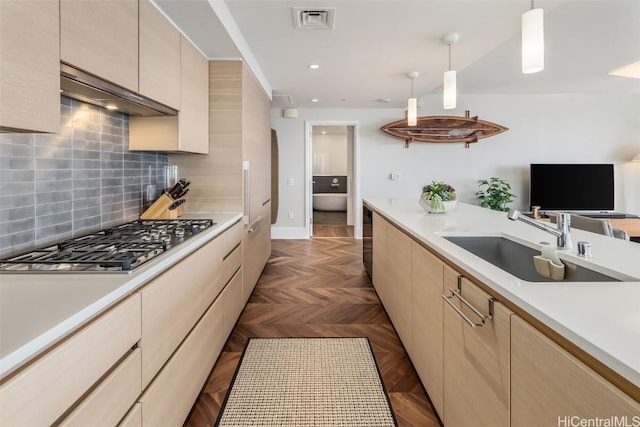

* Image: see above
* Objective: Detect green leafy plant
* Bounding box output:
[476,177,516,212]
[422,181,457,212]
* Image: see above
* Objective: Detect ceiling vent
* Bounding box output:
[272,94,294,106]
[292,7,336,30]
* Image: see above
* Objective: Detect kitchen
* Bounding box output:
[1,0,639,426]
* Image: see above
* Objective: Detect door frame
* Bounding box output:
[305,120,361,239]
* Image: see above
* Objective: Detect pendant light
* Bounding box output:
[522,0,544,74]
[442,33,459,110]
[406,71,419,126]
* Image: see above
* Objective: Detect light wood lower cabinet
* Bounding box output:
[372,212,389,307]
[137,222,243,426]
[139,232,224,387]
[443,274,512,427]
[0,0,60,133]
[139,292,227,427]
[386,223,412,353]
[60,348,142,427]
[410,242,445,420]
[242,200,271,304]
[0,294,141,426]
[511,315,640,426]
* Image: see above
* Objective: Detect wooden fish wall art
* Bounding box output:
[380,110,508,148]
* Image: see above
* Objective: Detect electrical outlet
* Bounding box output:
[288,211,294,219]
[390,172,401,181]
[287,178,294,186]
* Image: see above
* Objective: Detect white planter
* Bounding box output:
[419,197,457,214]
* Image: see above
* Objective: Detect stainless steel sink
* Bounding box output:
[443,235,621,282]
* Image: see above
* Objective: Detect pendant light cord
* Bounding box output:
[530,0,534,10]
[448,44,452,71]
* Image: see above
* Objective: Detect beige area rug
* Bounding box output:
[215,337,397,427]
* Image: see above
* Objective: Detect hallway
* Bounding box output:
[185,238,439,427]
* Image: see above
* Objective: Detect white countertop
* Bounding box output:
[364,198,640,389]
[0,212,242,380]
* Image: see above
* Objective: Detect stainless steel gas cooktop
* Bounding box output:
[0,219,215,273]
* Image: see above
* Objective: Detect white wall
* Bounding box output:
[312,134,347,175]
[271,93,640,232]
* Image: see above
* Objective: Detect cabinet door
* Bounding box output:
[242,64,271,223]
[0,0,59,133]
[372,212,388,305]
[139,0,180,109]
[178,35,209,153]
[511,315,640,426]
[443,274,512,427]
[242,200,271,304]
[386,223,412,352]
[61,0,138,91]
[410,242,445,419]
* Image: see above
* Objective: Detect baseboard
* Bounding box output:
[271,227,309,239]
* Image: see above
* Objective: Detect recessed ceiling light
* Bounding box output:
[105,105,119,111]
[308,64,320,69]
[311,98,319,103]
[321,131,327,135]
[378,98,391,103]
[609,61,640,79]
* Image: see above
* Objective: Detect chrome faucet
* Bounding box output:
[507,209,572,250]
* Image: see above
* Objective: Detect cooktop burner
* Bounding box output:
[0,219,215,273]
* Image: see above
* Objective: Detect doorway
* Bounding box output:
[305,121,361,239]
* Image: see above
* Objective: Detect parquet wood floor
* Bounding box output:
[184,238,441,427]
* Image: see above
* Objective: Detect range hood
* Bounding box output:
[60,63,177,117]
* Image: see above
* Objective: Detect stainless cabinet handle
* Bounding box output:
[442,282,494,329]
[247,216,263,233]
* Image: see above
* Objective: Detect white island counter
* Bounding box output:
[364,198,640,392]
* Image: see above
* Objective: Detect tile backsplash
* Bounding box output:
[0,97,167,257]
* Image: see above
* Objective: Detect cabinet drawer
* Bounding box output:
[0,294,141,426]
[60,348,141,427]
[222,269,244,338]
[222,220,243,256]
[140,295,226,427]
[140,235,223,387]
[443,276,512,427]
[221,243,242,289]
[511,316,640,425]
[119,403,142,427]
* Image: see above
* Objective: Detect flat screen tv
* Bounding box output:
[530,163,614,211]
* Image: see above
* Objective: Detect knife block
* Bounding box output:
[140,194,178,220]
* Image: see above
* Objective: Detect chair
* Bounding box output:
[548,213,629,240]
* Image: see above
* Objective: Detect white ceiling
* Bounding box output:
[155,0,640,109]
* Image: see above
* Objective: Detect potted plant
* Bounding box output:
[476,177,516,212]
[420,181,457,213]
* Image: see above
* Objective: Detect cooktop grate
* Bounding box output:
[0,219,215,273]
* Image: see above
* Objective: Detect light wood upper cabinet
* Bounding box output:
[129,36,209,153]
[139,0,180,109]
[177,35,209,153]
[0,0,60,133]
[410,242,445,420]
[60,0,138,91]
[443,275,512,427]
[511,315,640,426]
